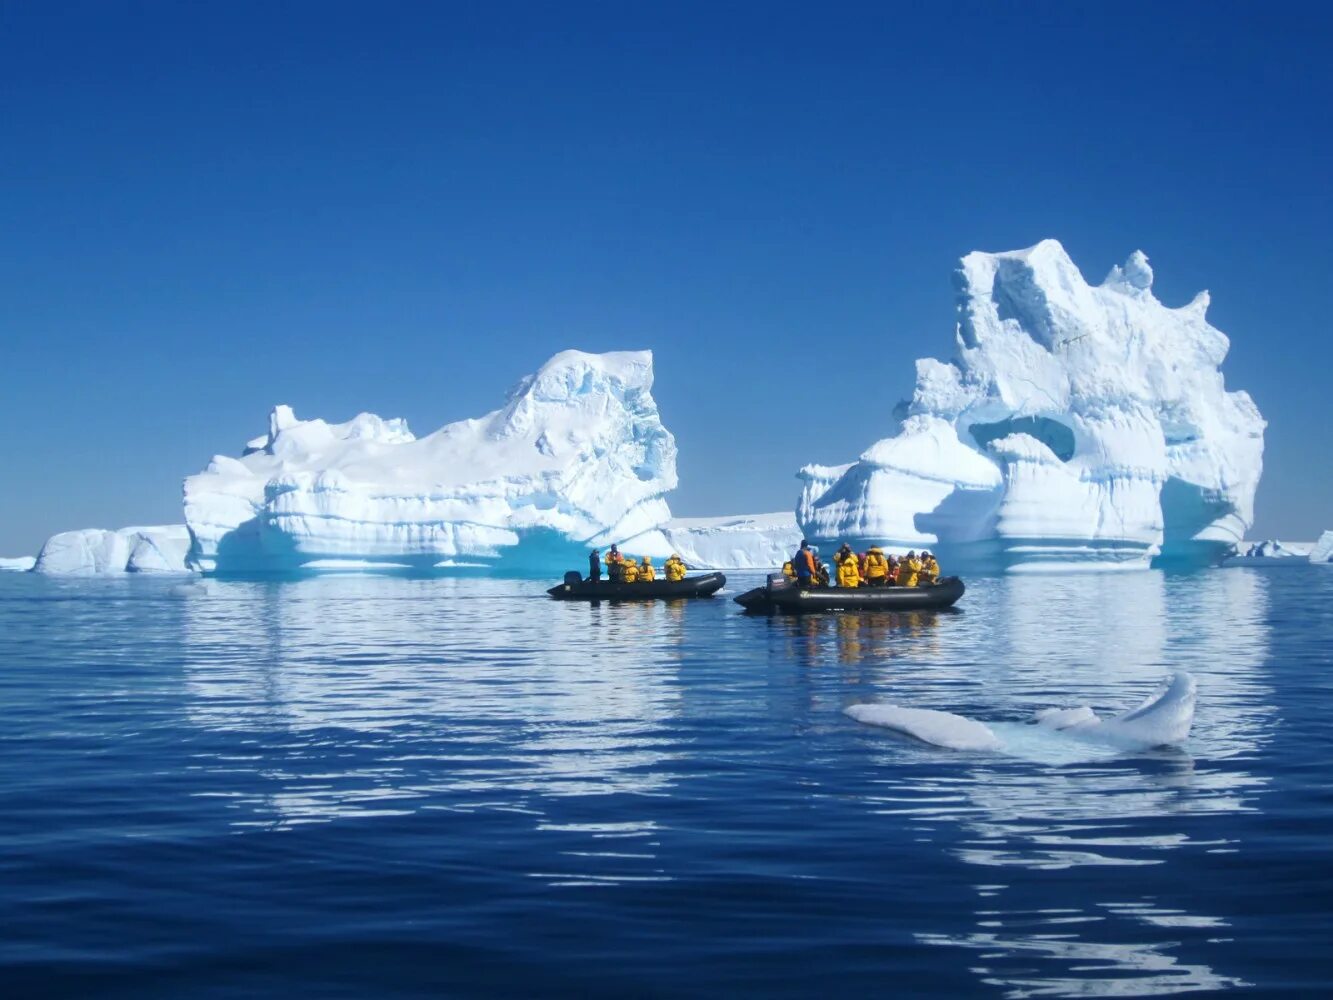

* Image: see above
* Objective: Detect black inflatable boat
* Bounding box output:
[734,575,965,613]
[547,571,727,601]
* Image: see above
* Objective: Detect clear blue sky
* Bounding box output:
[2,1,1330,554]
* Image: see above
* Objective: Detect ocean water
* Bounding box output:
[2,567,1331,997]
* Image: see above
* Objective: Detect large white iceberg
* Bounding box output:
[183,350,679,574]
[33,525,192,575]
[798,240,1265,571]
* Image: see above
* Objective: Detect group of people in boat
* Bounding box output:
[784,540,940,589]
[588,544,688,583]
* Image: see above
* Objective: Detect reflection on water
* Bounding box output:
[183,579,690,824]
[2,566,1319,997]
[836,571,1273,996]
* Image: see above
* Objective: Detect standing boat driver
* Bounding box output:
[901,550,923,588]
[862,546,889,586]
[606,544,625,582]
[588,548,602,582]
[792,540,817,588]
[639,556,657,582]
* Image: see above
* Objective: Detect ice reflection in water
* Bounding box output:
[836,570,1272,997]
[182,578,687,835]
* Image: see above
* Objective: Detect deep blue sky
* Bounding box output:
[3,1,1330,554]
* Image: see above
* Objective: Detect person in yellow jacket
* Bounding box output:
[782,560,796,580]
[862,546,889,586]
[900,551,922,587]
[665,554,687,582]
[621,557,639,584]
[638,556,656,582]
[836,548,861,588]
[919,551,940,585]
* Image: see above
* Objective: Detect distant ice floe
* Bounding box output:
[1221,533,1333,567]
[32,525,192,575]
[847,672,1197,762]
[0,556,36,572]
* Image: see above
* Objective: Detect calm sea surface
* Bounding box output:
[2,567,1331,997]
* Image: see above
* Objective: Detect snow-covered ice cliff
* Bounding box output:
[797,240,1265,571]
[33,526,191,575]
[654,512,801,569]
[183,351,679,574]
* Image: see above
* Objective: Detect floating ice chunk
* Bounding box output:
[1034,705,1100,729]
[0,556,35,572]
[1085,672,1197,748]
[847,673,1196,759]
[844,704,1003,751]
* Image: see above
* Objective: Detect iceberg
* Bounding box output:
[798,240,1265,571]
[1309,530,1333,565]
[647,512,801,569]
[0,556,36,572]
[183,350,678,574]
[33,525,192,575]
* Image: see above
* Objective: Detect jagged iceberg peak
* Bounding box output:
[799,239,1265,571]
[184,349,678,573]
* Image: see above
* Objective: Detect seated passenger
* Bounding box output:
[782,560,796,581]
[885,555,900,585]
[665,554,687,581]
[638,556,656,582]
[862,546,889,586]
[901,551,922,588]
[622,557,639,584]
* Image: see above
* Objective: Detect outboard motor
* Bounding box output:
[766,572,793,593]
[564,571,584,586]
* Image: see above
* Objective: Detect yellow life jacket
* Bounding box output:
[622,560,639,583]
[666,558,686,582]
[782,561,795,579]
[639,562,656,582]
[901,557,922,587]
[837,553,861,588]
[864,549,888,579]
